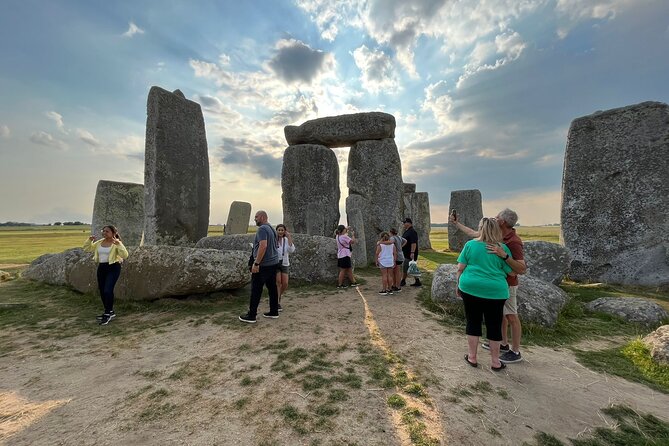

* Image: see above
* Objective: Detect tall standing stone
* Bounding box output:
[346,208,368,267]
[225,201,251,235]
[448,189,483,252]
[561,101,669,288]
[144,86,210,246]
[282,144,339,236]
[402,192,432,250]
[347,138,403,263]
[92,180,144,246]
[285,112,395,148]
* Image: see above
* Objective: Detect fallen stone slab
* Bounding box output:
[585,297,668,327]
[523,241,570,285]
[431,264,569,327]
[284,112,396,148]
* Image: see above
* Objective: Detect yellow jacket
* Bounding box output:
[83,238,129,264]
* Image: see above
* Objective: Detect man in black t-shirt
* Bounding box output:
[401,218,421,287]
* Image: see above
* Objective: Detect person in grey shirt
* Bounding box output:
[239,210,280,323]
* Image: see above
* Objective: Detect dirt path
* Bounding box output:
[1,275,668,445]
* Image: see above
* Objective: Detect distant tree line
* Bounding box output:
[0,221,88,226]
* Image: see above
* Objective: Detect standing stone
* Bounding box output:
[347,138,403,263]
[403,183,416,194]
[346,208,368,267]
[144,86,210,246]
[403,192,432,250]
[306,205,325,236]
[91,180,144,246]
[282,144,339,237]
[561,102,669,288]
[448,190,483,252]
[225,201,251,235]
[285,112,395,148]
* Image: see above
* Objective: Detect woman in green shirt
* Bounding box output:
[456,217,513,371]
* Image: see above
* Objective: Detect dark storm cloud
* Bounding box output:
[219,136,282,180]
[268,39,332,84]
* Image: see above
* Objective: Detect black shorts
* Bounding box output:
[337,256,352,269]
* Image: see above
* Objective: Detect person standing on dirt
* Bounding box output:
[83,225,128,326]
[335,225,359,288]
[451,208,526,363]
[401,218,421,287]
[239,211,281,324]
[456,217,513,371]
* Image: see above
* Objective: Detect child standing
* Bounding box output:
[375,232,396,295]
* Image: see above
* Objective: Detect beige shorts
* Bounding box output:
[503,286,518,316]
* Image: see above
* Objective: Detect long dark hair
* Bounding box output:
[102,225,121,240]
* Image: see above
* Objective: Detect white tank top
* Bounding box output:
[378,243,394,268]
[98,245,112,263]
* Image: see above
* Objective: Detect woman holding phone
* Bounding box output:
[83,225,128,325]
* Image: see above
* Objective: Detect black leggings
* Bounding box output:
[97,262,121,313]
[460,290,507,341]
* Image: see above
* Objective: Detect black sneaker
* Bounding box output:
[482,342,510,351]
[387,290,394,295]
[337,284,345,289]
[500,350,522,364]
[98,314,112,325]
[96,311,115,321]
[378,290,388,295]
[262,312,279,319]
[391,286,402,293]
[278,304,283,312]
[239,313,257,324]
[400,279,406,287]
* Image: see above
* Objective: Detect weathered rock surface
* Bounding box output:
[91,180,144,246]
[197,233,338,284]
[585,297,668,326]
[225,201,251,235]
[24,247,249,300]
[431,264,569,327]
[347,138,403,264]
[284,112,395,148]
[282,144,339,237]
[448,190,482,252]
[561,101,669,288]
[403,183,416,194]
[144,86,210,246]
[346,208,368,267]
[643,325,669,365]
[524,241,570,285]
[402,191,432,250]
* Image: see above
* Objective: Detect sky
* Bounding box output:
[1,0,668,226]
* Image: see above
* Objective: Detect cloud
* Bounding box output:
[218,137,283,180]
[76,128,101,147]
[267,39,335,84]
[45,111,66,133]
[122,21,145,38]
[0,125,9,138]
[554,0,635,38]
[351,45,400,94]
[29,131,68,150]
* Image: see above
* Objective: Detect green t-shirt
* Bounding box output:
[457,240,513,299]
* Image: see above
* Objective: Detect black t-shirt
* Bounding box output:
[402,227,418,258]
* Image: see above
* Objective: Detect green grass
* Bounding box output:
[525,405,669,446]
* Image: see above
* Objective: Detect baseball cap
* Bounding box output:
[403,218,412,224]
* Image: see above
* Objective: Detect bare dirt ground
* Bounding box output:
[1,274,668,446]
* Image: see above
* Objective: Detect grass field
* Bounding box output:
[0,225,560,265]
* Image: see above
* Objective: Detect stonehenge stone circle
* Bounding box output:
[347,138,403,263]
[561,102,669,288]
[143,86,210,246]
[402,191,432,250]
[448,189,483,252]
[585,297,668,327]
[225,201,251,235]
[284,112,395,148]
[403,183,416,194]
[91,180,144,246]
[281,144,340,237]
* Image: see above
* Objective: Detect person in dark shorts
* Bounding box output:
[335,225,359,288]
[401,218,421,287]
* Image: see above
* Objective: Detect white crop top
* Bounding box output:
[97,245,112,263]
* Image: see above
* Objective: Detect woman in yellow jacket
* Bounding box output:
[83,225,128,325]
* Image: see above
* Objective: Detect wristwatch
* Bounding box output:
[253,262,260,266]
[503,254,510,260]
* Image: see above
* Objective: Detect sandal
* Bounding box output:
[464,354,478,368]
[491,362,507,372]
